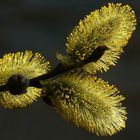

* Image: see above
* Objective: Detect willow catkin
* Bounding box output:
[42,71,126,136]
[57,3,136,74]
[0,51,50,108]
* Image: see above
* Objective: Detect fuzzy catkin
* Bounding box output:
[42,71,126,136]
[64,3,136,73]
[0,51,50,108]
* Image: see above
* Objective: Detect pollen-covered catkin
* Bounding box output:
[42,71,126,136]
[0,51,50,108]
[60,3,136,74]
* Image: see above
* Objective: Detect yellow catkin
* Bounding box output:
[0,51,50,108]
[42,71,126,136]
[65,3,136,73]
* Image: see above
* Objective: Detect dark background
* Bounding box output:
[0,0,139,140]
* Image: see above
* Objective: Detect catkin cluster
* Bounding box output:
[0,3,136,136]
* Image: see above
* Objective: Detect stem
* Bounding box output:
[0,46,107,93]
[29,63,75,88]
[0,85,8,92]
[0,63,75,93]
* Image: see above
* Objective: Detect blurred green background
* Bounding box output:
[0,0,139,140]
